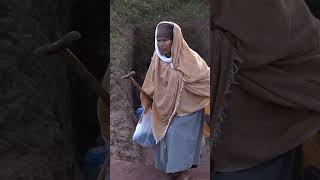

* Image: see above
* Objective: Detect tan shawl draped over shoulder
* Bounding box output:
[141,22,210,143]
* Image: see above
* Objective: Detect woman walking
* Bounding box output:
[140,21,210,180]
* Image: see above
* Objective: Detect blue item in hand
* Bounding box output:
[135,106,144,121]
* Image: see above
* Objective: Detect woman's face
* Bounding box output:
[157,37,172,57]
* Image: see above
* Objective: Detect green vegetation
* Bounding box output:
[110,0,209,71]
[111,0,209,33]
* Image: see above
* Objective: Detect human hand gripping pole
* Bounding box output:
[121,71,153,102]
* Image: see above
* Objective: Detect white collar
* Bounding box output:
[154,21,174,64]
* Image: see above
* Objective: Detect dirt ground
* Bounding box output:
[110,144,210,180]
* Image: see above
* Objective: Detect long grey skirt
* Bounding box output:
[154,109,204,173]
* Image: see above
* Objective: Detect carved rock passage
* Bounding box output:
[0,1,81,179]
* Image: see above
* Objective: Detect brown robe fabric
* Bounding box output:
[141,22,210,143]
[212,0,320,172]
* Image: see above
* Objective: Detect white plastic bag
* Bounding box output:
[132,112,156,147]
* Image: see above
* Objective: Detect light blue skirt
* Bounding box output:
[154,109,204,173]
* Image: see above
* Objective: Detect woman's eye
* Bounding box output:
[157,39,167,42]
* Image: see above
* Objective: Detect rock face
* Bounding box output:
[0,0,83,179]
[110,25,142,162]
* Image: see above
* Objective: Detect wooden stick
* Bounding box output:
[64,48,109,106]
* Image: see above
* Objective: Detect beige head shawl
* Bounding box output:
[141,21,210,143]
